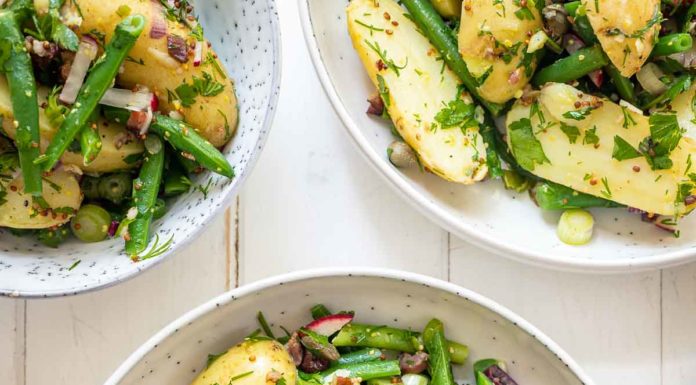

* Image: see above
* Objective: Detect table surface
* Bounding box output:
[2,2,696,384]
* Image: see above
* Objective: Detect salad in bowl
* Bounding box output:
[0,0,236,260]
[345,0,696,246]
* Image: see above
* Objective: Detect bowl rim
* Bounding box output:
[1,0,283,299]
[103,267,596,385]
[296,0,696,273]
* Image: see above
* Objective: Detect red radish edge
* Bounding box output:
[193,41,203,66]
[305,314,354,336]
[59,36,98,105]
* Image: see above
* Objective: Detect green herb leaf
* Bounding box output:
[559,122,580,144]
[612,135,641,161]
[508,118,550,171]
[563,106,596,121]
[583,126,600,146]
[434,99,475,128]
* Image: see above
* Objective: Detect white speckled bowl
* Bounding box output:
[104,269,595,385]
[0,0,281,298]
[299,0,696,272]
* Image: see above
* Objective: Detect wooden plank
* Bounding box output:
[24,213,231,385]
[237,0,447,284]
[663,262,696,384]
[449,237,661,385]
[0,299,24,385]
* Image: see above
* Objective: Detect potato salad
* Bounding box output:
[347,0,696,244]
[191,304,518,385]
[0,0,237,259]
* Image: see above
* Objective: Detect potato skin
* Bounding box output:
[0,169,82,229]
[0,79,143,174]
[76,0,238,147]
[458,0,543,104]
[190,339,297,385]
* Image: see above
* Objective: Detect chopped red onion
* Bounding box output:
[100,88,154,112]
[149,1,168,39]
[59,37,98,104]
[108,221,120,237]
[655,222,678,234]
[167,34,189,63]
[193,41,203,66]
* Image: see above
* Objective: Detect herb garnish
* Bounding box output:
[559,122,580,144]
[508,118,550,171]
[612,136,642,161]
[364,39,408,76]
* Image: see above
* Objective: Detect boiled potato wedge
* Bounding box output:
[432,0,462,19]
[458,0,543,104]
[348,0,487,184]
[0,169,82,229]
[581,0,661,77]
[0,78,143,174]
[669,82,696,140]
[72,0,238,148]
[506,83,696,216]
[190,339,296,385]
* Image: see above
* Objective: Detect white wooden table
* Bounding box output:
[1,2,695,384]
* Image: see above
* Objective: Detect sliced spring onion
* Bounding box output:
[636,63,668,95]
[100,88,154,112]
[557,209,595,246]
[402,374,429,385]
[59,36,99,104]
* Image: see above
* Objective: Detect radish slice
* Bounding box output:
[305,314,354,336]
[127,108,154,135]
[59,37,98,104]
[193,41,203,66]
[100,88,154,112]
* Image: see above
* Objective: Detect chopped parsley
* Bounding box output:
[508,118,550,171]
[376,74,390,108]
[612,136,642,161]
[434,99,476,129]
[583,126,600,146]
[621,106,637,129]
[559,122,581,144]
[563,106,597,121]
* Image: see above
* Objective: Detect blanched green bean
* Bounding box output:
[533,45,609,86]
[423,319,455,385]
[150,114,234,178]
[321,360,401,381]
[652,34,693,57]
[534,182,623,210]
[125,134,165,257]
[0,8,42,196]
[38,15,145,171]
[80,110,102,165]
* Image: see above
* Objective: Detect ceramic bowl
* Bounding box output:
[104,269,595,385]
[298,0,696,272]
[0,0,281,298]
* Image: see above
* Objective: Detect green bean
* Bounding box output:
[534,182,623,210]
[70,204,112,243]
[399,0,507,116]
[564,2,598,45]
[175,150,203,174]
[80,109,102,165]
[0,9,42,196]
[605,64,637,105]
[479,115,503,179]
[98,173,133,204]
[102,105,132,125]
[532,45,609,86]
[642,74,692,110]
[332,323,468,364]
[422,319,455,385]
[125,134,165,257]
[38,15,145,171]
[164,165,191,197]
[150,114,234,178]
[321,360,401,381]
[652,34,693,57]
[311,304,333,320]
[334,348,383,367]
[152,198,167,220]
